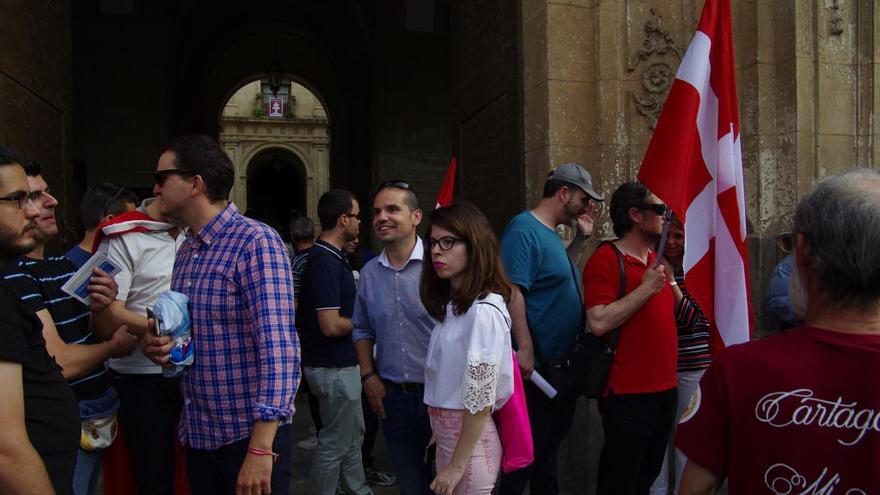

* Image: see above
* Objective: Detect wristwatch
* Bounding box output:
[575,231,591,241]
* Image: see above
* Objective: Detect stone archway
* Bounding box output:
[219,79,331,230]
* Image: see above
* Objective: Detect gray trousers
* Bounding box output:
[303,365,372,495]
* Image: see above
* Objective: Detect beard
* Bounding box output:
[563,198,583,227]
[788,254,808,322]
[0,228,37,260]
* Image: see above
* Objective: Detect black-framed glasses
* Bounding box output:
[375,179,413,195]
[0,190,42,210]
[153,169,197,186]
[634,203,668,216]
[342,212,360,220]
[426,236,465,251]
[100,186,127,217]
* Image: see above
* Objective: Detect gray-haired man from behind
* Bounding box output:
[676,169,880,494]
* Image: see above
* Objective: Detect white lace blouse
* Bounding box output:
[423,293,514,414]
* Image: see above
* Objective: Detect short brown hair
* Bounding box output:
[419,201,513,321]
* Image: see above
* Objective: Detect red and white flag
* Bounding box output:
[435,156,457,208]
[638,0,751,353]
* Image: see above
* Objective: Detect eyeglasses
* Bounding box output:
[0,190,42,210]
[375,179,413,195]
[342,212,360,220]
[100,186,127,217]
[634,203,668,216]
[153,169,197,186]
[426,236,465,251]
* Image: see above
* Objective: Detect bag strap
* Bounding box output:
[476,300,512,330]
[603,242,627,351]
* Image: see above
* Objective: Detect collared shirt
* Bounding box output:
[172,203,300,450]
[297,240,357,368]
[351,237,434,384]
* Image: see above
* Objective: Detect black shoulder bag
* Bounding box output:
[539,241,626,400]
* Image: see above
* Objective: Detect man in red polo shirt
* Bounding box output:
[583,181,678,494]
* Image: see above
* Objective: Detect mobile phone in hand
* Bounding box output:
[146,307,160,336]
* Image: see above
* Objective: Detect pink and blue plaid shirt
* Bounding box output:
[172,203,300,450]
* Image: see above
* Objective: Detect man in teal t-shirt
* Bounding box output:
[499,163,604,495]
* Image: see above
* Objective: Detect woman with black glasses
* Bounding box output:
[419,202,515,495]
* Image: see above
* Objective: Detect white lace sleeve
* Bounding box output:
[462,351,500,414]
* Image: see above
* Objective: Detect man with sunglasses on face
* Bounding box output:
[583,181,678,494]
[352,180,435,495]
[142,135,300,495]
[1,158,136,495]
[0,147,80,494]
[65,183,138,269]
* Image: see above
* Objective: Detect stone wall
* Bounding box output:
[522,0,880,331]
[0,0,73,245]
[521,0,879,493]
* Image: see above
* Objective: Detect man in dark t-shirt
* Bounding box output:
[299,190,371,495]
[3,159,135,495]
[0,149,79,494]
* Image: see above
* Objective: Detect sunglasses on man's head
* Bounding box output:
[375,179,413,195]
[153,169,197,186]
[633,203,668,216]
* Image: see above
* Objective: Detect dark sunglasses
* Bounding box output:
[154,169,197,186]
[426,236,465,251]
[375,179,413,195]
[634,203,668,216]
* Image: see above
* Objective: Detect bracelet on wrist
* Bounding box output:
[247,447,279,462]
[361,370,378,383]
[575,232,591,241]
[669,281,678,287]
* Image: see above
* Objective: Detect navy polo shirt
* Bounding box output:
[297,240,358,368]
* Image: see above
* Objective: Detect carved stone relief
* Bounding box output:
[828,0,844,36]
[628,9,681,129]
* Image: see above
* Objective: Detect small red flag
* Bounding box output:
[435,156,457,208]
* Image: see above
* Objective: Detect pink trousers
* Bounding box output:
[428,407,502,495]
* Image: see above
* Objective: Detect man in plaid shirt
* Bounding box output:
[143,135,300,495]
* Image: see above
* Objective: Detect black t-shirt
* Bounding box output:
[297,241,358,368]
[3,256,109,400]
[0,277,79,495]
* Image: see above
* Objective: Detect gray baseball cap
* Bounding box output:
[547,163,604,201]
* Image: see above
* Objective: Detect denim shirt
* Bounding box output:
[351,237,434,384]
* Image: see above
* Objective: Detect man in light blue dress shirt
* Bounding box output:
[352,181,434,495]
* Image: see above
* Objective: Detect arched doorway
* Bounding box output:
[218,78,331,233]
[245,148,306,240]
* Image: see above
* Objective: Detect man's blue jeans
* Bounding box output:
[380,384,433,495]
[72,447,102,495]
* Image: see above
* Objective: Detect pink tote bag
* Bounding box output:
[494,351,534,473]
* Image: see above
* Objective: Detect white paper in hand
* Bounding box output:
[529,371,558,399]
[60,252,121,305]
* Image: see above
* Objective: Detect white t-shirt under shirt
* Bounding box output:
[100,201,183,374]
[423,293,514,414]
[675,325,880,493]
